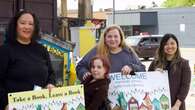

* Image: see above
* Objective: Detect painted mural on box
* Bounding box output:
[108,71,171,110]
[39,34,77,86]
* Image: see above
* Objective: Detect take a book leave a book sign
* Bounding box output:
[8,85,85,110]
[108,71,171,110]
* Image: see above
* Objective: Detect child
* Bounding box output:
[83,56,111,110]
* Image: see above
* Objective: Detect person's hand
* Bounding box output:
[121,65,133,75]
[5,105,8,110]
[171,104,180,110]
[155,68,164,73]
[46,84,55,92]
[83,72,91,80]
[171,99,181,110]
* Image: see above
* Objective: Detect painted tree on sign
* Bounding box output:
[162,0,195,7]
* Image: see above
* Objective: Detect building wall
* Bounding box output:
[0,0,57,34]
[139,25,158,35]
[106,7,195,47]
[0,0,14,45]
[140,12,158,25]
[25,0,58,34]
[67,10,109,19]
[0,0,13,23]
[157,7,195,47]
[107,12,140,26]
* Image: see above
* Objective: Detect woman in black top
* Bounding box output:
[0,10,55,109]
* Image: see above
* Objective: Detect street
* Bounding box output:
[142,48,195,110]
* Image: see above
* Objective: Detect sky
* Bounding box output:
[62,0,166,11]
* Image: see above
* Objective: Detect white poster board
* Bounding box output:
[108,71,171,110]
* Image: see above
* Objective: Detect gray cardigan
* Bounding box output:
[76,47,146,81]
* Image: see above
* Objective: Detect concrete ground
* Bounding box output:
[181,48,195,110]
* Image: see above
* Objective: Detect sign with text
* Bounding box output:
[108,71,171,110]
[8,85,85,110]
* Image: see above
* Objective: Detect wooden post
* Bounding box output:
[78,0,92,20]
[61,0,69,41]
[61,0,67,17]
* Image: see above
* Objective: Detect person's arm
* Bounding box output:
[0,45,9,109]
[87,86,108,110]
[128,51,146,72]
[76,48,96,81]
[176,60,191,103]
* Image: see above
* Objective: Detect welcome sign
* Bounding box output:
[108,71,171,110]
[8,85,85,110]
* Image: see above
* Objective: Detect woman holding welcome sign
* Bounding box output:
[76,25,145,81]
[148,33,191,110]
[0,10,55,109]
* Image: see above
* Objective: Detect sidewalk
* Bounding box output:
[180,48,195,110]
[186,90,195,110]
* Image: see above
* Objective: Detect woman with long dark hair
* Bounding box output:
[148,33,191,110]
[0,10,55,109]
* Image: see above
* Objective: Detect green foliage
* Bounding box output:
[162,0,195,8]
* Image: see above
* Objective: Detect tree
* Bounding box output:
[162,0,195,8]
[152,1,158,8]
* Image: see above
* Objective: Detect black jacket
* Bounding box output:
[83,78,110,110]
[0,42,55,109]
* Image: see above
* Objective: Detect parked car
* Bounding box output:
[125,35,163,60]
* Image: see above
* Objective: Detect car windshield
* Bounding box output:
[125,37,141,46]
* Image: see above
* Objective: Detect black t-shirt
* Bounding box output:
[0,41,55,109]
[165,60,172,73]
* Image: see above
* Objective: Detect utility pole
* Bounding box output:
[113,0,115,24]
[61,0,69,41]
[61,0,67,17]
[78,0,93,20]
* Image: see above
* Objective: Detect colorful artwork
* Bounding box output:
[152,98,161,110]
[128,97,139,110]
[38,34,75,86]
[139,103,148,110]
[112,104,122,110]
[76,103,85,110]
[117,92,127,110]
[159,94,169,110]
[8,85,85,110]
[143,92,152,110]
[108,71,171,110]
